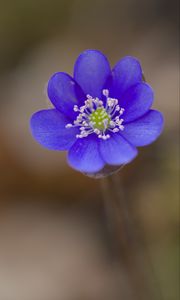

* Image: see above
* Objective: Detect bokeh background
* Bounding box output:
[0,0,179,299]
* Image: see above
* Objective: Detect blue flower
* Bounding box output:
[30,50,164,174]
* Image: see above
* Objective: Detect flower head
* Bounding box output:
[30,50,164,174]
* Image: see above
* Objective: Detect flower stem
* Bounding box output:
[100,173,163,300]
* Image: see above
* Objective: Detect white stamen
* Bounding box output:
[73,105,79,112]
[102,89,109,97]
[65,124,73,128]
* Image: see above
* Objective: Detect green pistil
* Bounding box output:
[89,107,110,131]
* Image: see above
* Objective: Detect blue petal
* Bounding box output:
[108,56,143,98]
[99,134,138,165]
[30,109,78,150]
[47,72,85,120]
[74,50,111,98]
[68,135,105,173]
[121,82,154,123]
[121,110,164,146]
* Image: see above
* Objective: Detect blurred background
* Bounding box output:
[0,0,179,299]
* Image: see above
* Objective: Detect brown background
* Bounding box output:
[0,0,179,299]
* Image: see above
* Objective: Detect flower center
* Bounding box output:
[66,89,125,140]
[89,107,110,131]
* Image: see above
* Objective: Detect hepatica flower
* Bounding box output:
[30,50,164,174]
